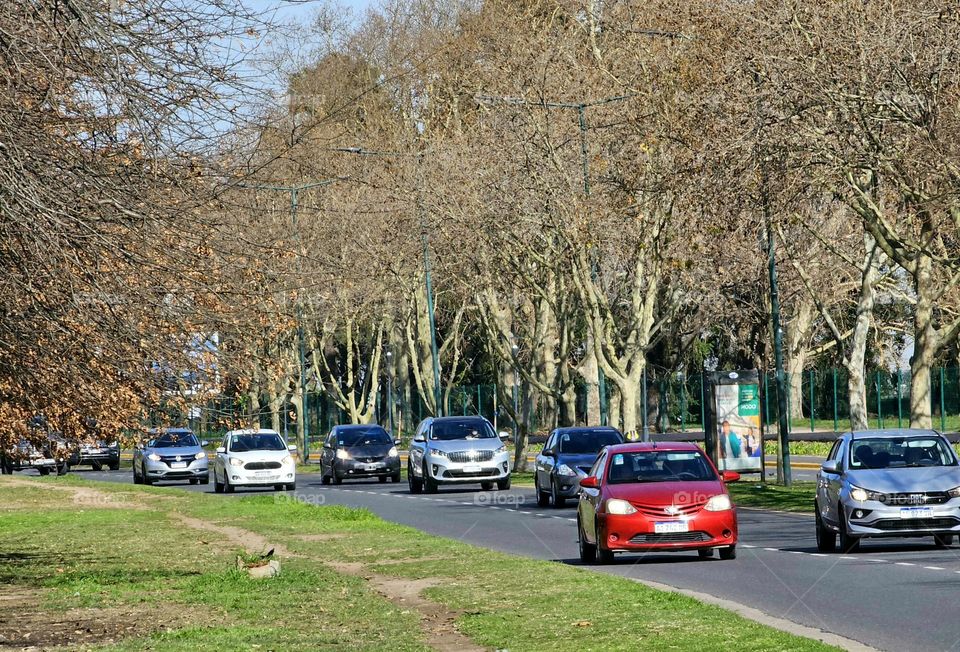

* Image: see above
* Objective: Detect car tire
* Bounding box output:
[321,466,332,485]
[214,473,224,493]
[274,484,284,491]
[480,481,494,491]
[838,504,860,553]
[56,462,69,476]
[190,479,199,485]
[934,534,954,548]
[286,482,296,491]
[333,473,343,485]
[815,504,837,553]
[497,476,511,491]
[109,461,120,471]
[408,462,423,494]
[92,462,102,472]
[551,480,565,508]
[0,458,11,475]
[578,518,597,564]
[535,476,550,507]
[133,468,142,484]
[379,476,388,483]
[698,549,714,559]
[225,479,235,493]
[719,545,737,560]
[142,466,153,486]
[391,472,401,483]
[597,544,614,565]
[423,462,439,494]
[200,476,209,485]
[38,467,50,476]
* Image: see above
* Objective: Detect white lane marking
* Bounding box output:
[519,511,531,515]
[895,562,915,567]
[924,566,945,571]
[741,544,756,549]
[866,559,889,563]
[840,556,856,560]
[763,547,778,552]
[786,550,803,555]
[810,553,827,557]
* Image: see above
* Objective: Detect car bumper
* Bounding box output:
[145,460,209,481]
[226,467,296,486]
[424,453,510,483]
[552,474,586,497]
[335,457,400,479]
[80,451,119,463]
[598,509,738,552]
[843,501,960,537]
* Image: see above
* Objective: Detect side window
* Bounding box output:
[835,440,848,471]
[326,431,336,448]
[590,451,607,482]
[827,440,841,462]
[223,436,231,452]
[416,422,428,441]
[545,432,556,451]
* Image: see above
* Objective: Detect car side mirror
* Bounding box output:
[821,460,840,474]
[721,470,740,483]
[216,446,226,454]
[322,443,331,449]
[413,434,425,443]
[394,438,402,446]
[288,445,297,452]
[498,431,510,441]
[201,440,210,447]
[579,476,599,489]
[542,447,555,457]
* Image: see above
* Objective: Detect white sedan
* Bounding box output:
[213,429,296,493]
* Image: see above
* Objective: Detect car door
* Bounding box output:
[409,420,428,472]
[819,438,845,526]
[579,450,607,543]
[537,432,557,488]
[321,430,336,474]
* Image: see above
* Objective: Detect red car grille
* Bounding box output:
[631,501,706,518]
[629,531,711,544]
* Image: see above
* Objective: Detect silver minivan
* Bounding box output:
[407,416,511,493]
[816,429,960,552]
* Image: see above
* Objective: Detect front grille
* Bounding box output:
[160,456,195,466]
[448,450,494,464]
[244,461,281,470]
[355,456,384,464]
[874,492,950,506]
[871,517,960,531]
[632,502,707,518]
[443,467,498,478]
[629,531,711,544]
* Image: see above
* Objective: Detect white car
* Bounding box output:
[213,429,296,493]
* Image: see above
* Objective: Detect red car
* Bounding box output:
[577,442,740,563]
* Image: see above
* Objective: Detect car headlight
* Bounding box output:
[556,464,577,477]
[229,457,245,467]
[494,445,506,454]
[605,499,637,515]
[849,486,885,502]
[949,487,960,498]
[281,455,292,465]
[195,452,206,460]
[336,449,351,460]
[704,494,733,512]
[147,453,161,461]
[388,447,398,457]
[429,448,447,458]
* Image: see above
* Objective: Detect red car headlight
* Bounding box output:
[605,499,637,515]
[704,495,732,512]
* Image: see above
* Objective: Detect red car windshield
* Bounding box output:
[607,451,717,484]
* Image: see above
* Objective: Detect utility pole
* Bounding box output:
[474,93,632,428]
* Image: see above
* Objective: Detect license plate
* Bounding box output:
[463,465,482,473]
[364,463,381,471]
[654,521,689,534]
[170,462,187,469]
[254,471,274,477]
[900,507,933,519]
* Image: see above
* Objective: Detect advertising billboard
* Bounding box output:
[705,371,763,473]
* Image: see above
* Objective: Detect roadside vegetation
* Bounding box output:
[0,476,836,651]
[728,482,817,514]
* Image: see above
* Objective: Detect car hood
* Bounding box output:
[847,467,960,493]
[605,480,725,506]
[424,439,503,452]
[148,446,202,456]
[226,449,289,461]
[555,453,600,470]
[345,444,394,456]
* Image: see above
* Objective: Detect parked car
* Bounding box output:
[577,442,739,563]
[1,436,72,476]
[77,439,120,471]
[320,424,401,485]
[535,427,624,507]
[133,428,209,486]
[816,429,960,553]
[407,416,510,494]
[213,429,296,493]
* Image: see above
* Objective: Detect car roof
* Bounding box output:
[554,426,621,433]
[224,429,281,436]
[148,427,193,435]
[845,429,941,439]
[603,441,702,454]
[336,424,387,430]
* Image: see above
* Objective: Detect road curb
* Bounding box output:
[627,577,880,652]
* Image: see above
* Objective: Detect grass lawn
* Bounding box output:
[0,475,836,651]
[728,481,817,513]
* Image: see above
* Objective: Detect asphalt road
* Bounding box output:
[63,467,960,652]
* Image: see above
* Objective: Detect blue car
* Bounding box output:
[534,427,624,507]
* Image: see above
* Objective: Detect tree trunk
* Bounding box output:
[619,376,641,438]
[577,346,602,426]
[910,259,937,428]
[846,231,882,431]
[607,384,621,432]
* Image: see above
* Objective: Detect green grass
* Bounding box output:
[728,481,817,513]
[0,475,837,651]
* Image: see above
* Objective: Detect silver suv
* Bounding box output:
[408,417,511,493]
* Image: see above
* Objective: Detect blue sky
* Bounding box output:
[248,0,375,24]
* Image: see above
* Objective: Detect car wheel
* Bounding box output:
[333,473,343,485]
[109,460,120,471]
[379,476,387,483]
[719,545,737,560]
[480,481,494,491]
[214,472,224,493]
[274,484,284,491]
[189,479,199,485]
[698,549,714,559]
[142,466,153,486]
[408,462,423,494]
[497,476,511,491]
[92,462,102,472]
[815,503,837,553]
[838,504,860,553]
[551,480,565,508]
[133,466,142,484]
[535,476,550,507]
[224,478,235,493]
[934,534,954,548]
[321,465,332,485]
[578,517,597,564]
[597,544,614,565]
[423,462,439,494]
[0,458,11,475]
[38,467,50,476]
[391,472,401,483]
[286,482,296,491]
[56,462,69,476]
[200,476,209,485]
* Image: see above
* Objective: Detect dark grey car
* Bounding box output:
[534,427,623,507]
[320,425,401,484]
[816,429,960,552]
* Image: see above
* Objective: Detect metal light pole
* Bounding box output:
[239,178,344,457]
[511,342,520,434]
[475,93,632,428]
[331,147,443,416]
[385,350,395,435]
[767,210,792,486]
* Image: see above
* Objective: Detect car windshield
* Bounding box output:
[229,433,286,452]
[153,433,199,448]
[430,420,496,441]
[558,430,622,454]
[339,428,392,447]
[849,437,957,470]
[607,451,717,484]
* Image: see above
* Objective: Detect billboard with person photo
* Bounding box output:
[705,371,763,473]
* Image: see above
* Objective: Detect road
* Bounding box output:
[71,467,960,652]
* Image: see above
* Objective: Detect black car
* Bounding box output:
[534,426,624,507]
[77,439,121,471]
[320,425,401,484]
